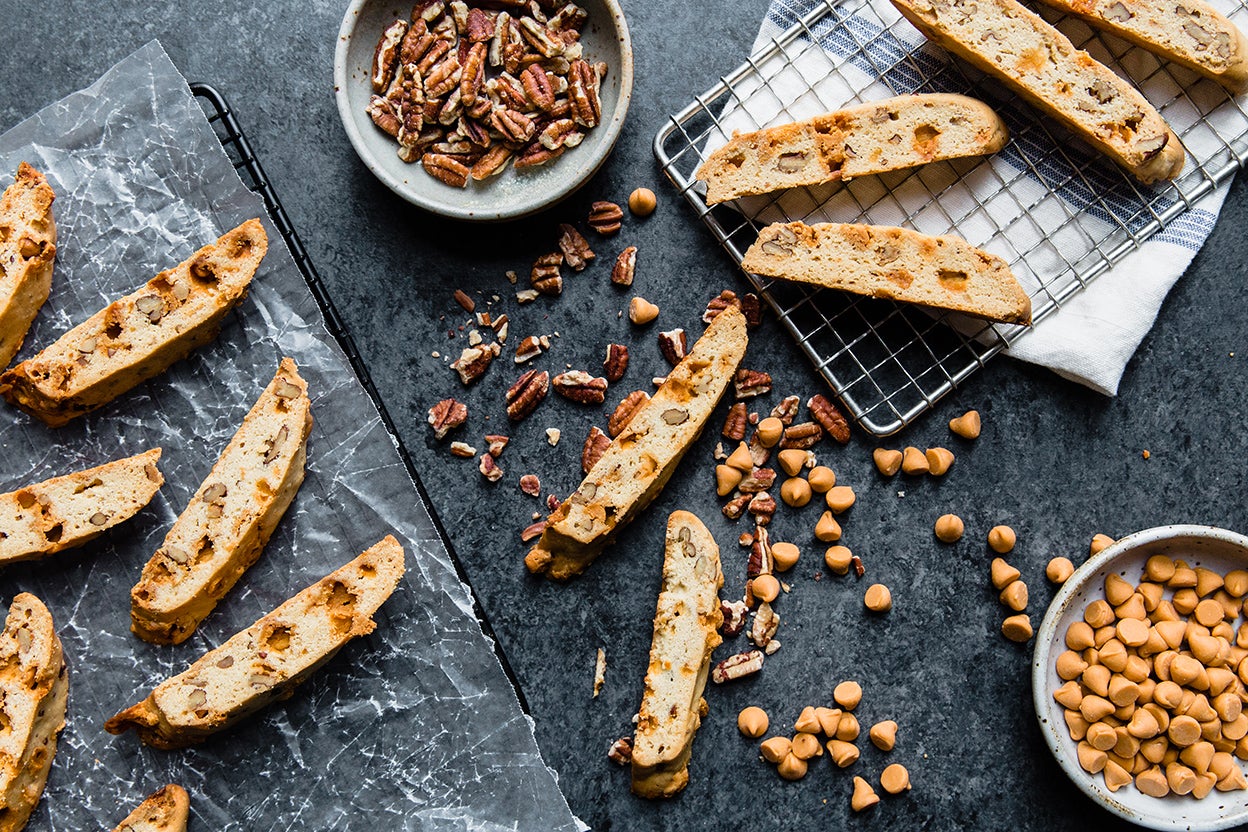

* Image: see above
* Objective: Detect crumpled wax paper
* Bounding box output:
[0,40,584,832]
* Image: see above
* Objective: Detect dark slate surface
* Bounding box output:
[3,0,1248,829]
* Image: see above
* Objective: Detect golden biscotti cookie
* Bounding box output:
[631,511,724,799]
[0,219,268,426]
[105,535,405,749]
[696,93,1009,204]
[1032,0,1248,91]
[0,593,68,832]
[891,0,1185,183]
[0,163,56,371]
[130,358,313,645]
[111,784,190,832]
[0,448,164,567]
[524,306,748,580]
[742,221,1032,325]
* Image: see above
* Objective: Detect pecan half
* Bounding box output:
[722,492,751,521]
[460,42,487,104]
[747,526,773,577]
[513,140,564,170]
[520,62,557,111]
[530,251,563,295]
[552,370,608,404]
[558,223,595,271]
[780,422,823,450]
[520,519,546,541]
[518,16,564,57]
[423,53,461,98]
[603,343,629,382]
[478,453,504,482]
[539,118,582,151]
[466,7,494,41]
[427,398,468,439]
[506,369,549,420]
[401,19,435,65]
[471,145,513,180]
[611,246,637,286]
[721,402,747,440]
[422,152,470,187]
[519,474,541,496]
[581,426,610,473]
[608,389,649,437]
[587,200,623,235]
[657,329,688,366]
[450,441,477,458]
[711,650,764,683]
[367,95,401,137]
[450,342,500,384]
[720,599,749,637]
[808,394,851,444]
[703,290,739,324]
[568,59,601,128]
[740,292,763,327]
[490,107,536,143]
[770,395,800,426]
[747,491,777,525]
[371,19,409,92]
[733,369,772,399]
[453,289,475,311]
[750,601,780,648]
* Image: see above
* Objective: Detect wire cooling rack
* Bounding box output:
[655,0,1248,435]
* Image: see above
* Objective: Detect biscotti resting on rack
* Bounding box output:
[742,221,1032,325]
[0,448,164,568]
[696,93,1008,203]
[890,0,1185,183]
[524,306,748,580]
[0,219,268,426]
[0,593,68,832]
[631,511,724,799]
[110,784,190,832]
[0,163,56,371]
[1032,0,1248,91]
[106,535,405,749]
[130,358,313,645]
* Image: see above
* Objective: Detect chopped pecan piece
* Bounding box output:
[506,369,550,421]
[611,246,637,286]
[552,370,608,404]
[568,59,601,128]
[747,526,773,577]
[485,434,510,457]
[371,19,409,92]
[747,434,771,467]
[546,492,561,511]
[518,16,564,57]
[747,491,777,525]
[450,342,500,384]
[520,519,547,541]
[539,119,582,151]
[740,292,763,327]
[702,290,739,324]
[657,329,688,366]
[513,140,564,170]
[530,251,563,295]
[722,492,751,521]
[422,152,470,187]
[581,426,610,473]
[450,441,477,458]
[602,343,629,382]
[780,422,823,450]
[750,601,780,648]
[478,453,504,482]
[427,398,468,439]
[608,389,649,437]
[453,289,475,312]
[738,467,776,494]
[720,599,749,637]
[514,335,544,363]
[711,650,764,684]
[558,223,595,271]
[733,369,772,399]
[587,200,623,235]
[608,737,633,765]
[808,394,851,444]
[519,474,541,496]
[852,554,865,578]
[721,402,747,440]
[770,395,800,426]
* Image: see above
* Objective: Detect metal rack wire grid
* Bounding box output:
[655,0,1248,436]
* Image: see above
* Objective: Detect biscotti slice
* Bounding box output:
[1032,0,1248,91]
[742,221,1032,325]
[0,448,164,567]
[0,163,56,371]
[111,784,190,832]
[524,307,748,580]
[105,535,405,749]
[0,219,268,427]
[696,93,1009,204]
[131,358,313,645]
[891,0,1185,183]
[0,593,68,832]
[631,511,724,799]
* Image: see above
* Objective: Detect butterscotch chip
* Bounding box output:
[1002,614,1033,642]
[1053,681,1083,709]
[716,465,743,496]
[1046,557,1074,584]
[836,712,859,739]
[1169,565,1198,589]
[1136,765,1170,797]
[1078,741,1108,774]
[726,442,754,472]
[756,417,784,448]
[999,580,1028,612]
[825,485,856,514]
[1195,599,1225,627]
[1055,650,1089,680]
[1224,570,1248,598]
[777,449,808,477]
[1083,599,1115,628]
[752,574,780,603]
[1089,534,1115,555]
[987,525,1016,553]
[1102,759,1132,792]
[900,447,929,475]
[869,720,898,751]
[791,731,822,760]
[851,776,880,811]
[628,296,659,325]
[1086,721,1116,751]
[628,187,657,217]
[771,542,800,572]
[1115,618,1149,647]
[834,681,862,711]
[1169,715,1202,747]
[794,706,822,734]
[1065,621,1095,651]
[948,410,981,439]
[864,584,892,613]
[873,448,903,476]
[827,739,860,767]
[780,477,812,508]
[738,706,769,738]
[778,752,808,780]
[934,514,964,543]
[990,558,1020,590]
[816,513,843,544]
[1195,567,1225,598]
[1104,574,1135,607]
[760,736,792,763]
[807,466,836,492]
[925,447,955,476]
[825,545,853,575]
[880,763,911,794]
[1144,555,1176,583]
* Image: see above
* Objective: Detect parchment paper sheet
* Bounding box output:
[0,40,584,832]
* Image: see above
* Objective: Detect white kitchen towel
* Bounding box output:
[728,0,1245,395]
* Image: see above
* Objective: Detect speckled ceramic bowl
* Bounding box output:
[1033,525,1248,831]
[334,0,632,221]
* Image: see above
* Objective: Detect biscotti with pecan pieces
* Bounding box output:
[1031,0,1248,91]
[631,511,724,799]
[0,163,56,371]
[891,0,1184,183]
[0,219,268,426]
[105,535,405,749]
[130,358,312,645]
[742,222,1031,325]
[111,784,190,832]
[0,593,68,832]
[696,93,1008,204]
[0,448,163,567]
[524,306,748,580]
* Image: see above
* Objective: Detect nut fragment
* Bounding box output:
[514,335,544,364]
[609,390,649,437]
[807,395,851,444]
[747,492,777,525]
[478,453,504,482]
[733,369,772,399]
[552,370,608,404]
[449,441,477,458]
[505,369,550,421]
[611,246,637,286]
[657,329,688,366]
[603,343,630,382]
[628,187,656,216]
[427,398,469,439]
[587,200,623,235]
[530,251,564,295]
[557,223,595,271]
[722,403,748,441]
[581,426,610,473]
[450,342,500,385]
[781,422,822,450]
[628,296,659,325]
[608,737,633,765]
[519,474,541,496]
[711,649,765,683]
[720,599,749,636]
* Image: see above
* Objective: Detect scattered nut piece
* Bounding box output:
[949,410,981,439]
[628,187,656,216]
[712,649,764,683]
[816,513,843,544]
[552,370,608,404]
[734,369,772,399]
[925,447,955,476]
[453,289,476,312]
[988,525,1017,554]
[771,542,800,572]
[851,776,880,811]
[608,736,633,765]
[722,403,748,441]
[873,448,903,476]
[807,466,836,492]
[657,328,688,366]
[519,474,541,496]
[870,720,898,751]
[602,343,630,382]
[592,647,607,697]
[807,394,851,444]
[546,428,561,446]
[880,763,911,794]
[610,246,637,286]
[628,296,659,325]
[427,398,469,439]
[478,453,503,482]
[901,447,929,475]
[934,514,964,543]
[1002,613,1033,642]
[865,583,892,613]
[450,441,477,458]
[780,477,812,508]
[587,200,623,235]
[738,706,769,738]
[834,680,863,711]
[825,485,856,514]
[780,422,822,450]
[581,426,610,473]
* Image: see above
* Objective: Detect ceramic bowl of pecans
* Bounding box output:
[335,0,633,221]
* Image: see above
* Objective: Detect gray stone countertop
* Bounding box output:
[2,0,1247,829]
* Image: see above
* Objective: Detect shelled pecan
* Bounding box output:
[808,394,852,444]
[602,343,629,382]
[721,402,747,440]
[611,246,637,286]
[552,370,608,404]
[587,200,623,235]
[427,398,468,439]
[506,369,549,420]
[608,390,648,437]
[581,426,610,473]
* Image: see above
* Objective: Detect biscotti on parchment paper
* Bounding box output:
[524,306,748,581]
[110,784,190,832]
[0,448,163,567]
[696,93,1008,204]
[742,221,1032,325]
[0,219,268,426]
[891,0,1185,183]
[631,511,724,799]
[0,593,68,832]
[106,535,405,749]
[0,163,56,371]
[130,358,312,645]
[1032,0,1248,91]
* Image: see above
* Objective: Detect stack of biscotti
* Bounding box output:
[631,512,724,799]
[0,593,68,832]
[891,0,1184,183]
[0,448,164,567]
[130,358,313,645]
[111,785,190,832]
[742,221,1032,325]
[696,93,1008,203]
[0,163,56,370]
[524,306,749,580]
[106,536,405,749]
[0,219,268,426]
